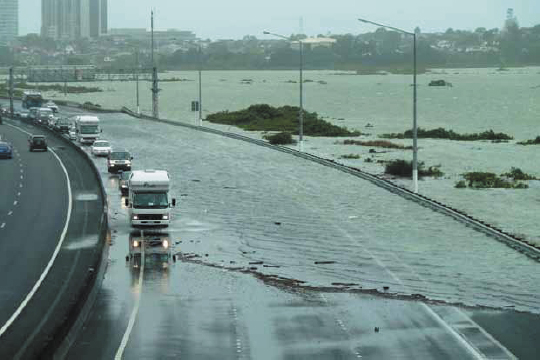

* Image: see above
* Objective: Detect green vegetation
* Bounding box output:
[263,132,294,145]
[340,154,361,159]
[206,104,361,136]
[339,139,412,149]
[384,160,443,178]
[501,167,538,180]
[455,180,467,188]
[14,82,102,94]
[381,127,513,141]
[517,136,540,145]
[0,84,23,98]
[456,171,530,189]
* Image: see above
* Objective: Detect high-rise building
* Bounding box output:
[0,0,18,44]
[41,0,107,40]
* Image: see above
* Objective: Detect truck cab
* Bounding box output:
[125,170,176,227]
[73,115,101,144]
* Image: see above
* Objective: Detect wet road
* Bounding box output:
[65,110,538,359]
[0,117,105,359]
[0,122,68,328]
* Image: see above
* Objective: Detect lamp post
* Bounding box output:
[198,42,203,126]
[358,18,418,193]
[263,31,304,151]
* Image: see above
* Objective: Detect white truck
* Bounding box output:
[125,170,176,227]
[73,115,101,144]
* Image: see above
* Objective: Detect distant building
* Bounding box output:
[290,37,337,50]
[0,0,18,44]
[41,0,107,40]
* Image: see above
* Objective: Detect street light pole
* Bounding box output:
[136,49,140,115]
[198,43,202,126]
[299,40,304,151]
[263,31,304,151]
[412,33,418,193]
[358,18,418,193]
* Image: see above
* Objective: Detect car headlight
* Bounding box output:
[132,215,138,220]
[121,185,127,188]
[133,240,139,248]
[162,215,169,220]
[162,240,169,249]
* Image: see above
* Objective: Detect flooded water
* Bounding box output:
[43,67,540,246]
[84,112,540,314]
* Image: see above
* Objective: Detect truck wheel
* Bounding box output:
[173,255,177,262]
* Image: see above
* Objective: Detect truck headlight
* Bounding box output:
[132,215,138,220]
[162,215,169,220]
[162,240,169,249]
[133,240,139,247]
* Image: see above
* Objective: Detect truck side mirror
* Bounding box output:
[172,198,176,207]
[124,198,129,207]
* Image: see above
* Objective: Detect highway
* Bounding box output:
[63,111,539,359]
[0,117,105,359]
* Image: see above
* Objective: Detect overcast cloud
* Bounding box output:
[19,0,540,39]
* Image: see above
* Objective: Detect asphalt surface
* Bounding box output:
[0,116,105,359]
[63,110,539,359]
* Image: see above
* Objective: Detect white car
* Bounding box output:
[91,140,112,156]
[68,129,77,140]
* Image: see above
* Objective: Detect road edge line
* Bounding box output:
[0,124,73,338]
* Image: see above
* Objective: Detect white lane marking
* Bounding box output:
[389,253,515,359]
[421,304,485,360]
[328,225,487,360]
[20,169,23,173]
[1,223,5,229]
[8,211,13,216]
[20,175,23,180]
[13,201,18,206]
[115,245,145,360]
[17,192,21,197]
[19,184,23,188]
[0,126,73,339]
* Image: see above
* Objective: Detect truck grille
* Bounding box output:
[138,214,163,220]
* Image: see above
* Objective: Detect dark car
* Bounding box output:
[118,170,132,195]
[107,150,132,173]
[28,135,47,152]
[54,118,71,133]
[0,141,13,159]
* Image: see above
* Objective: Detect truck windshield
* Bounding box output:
[133,192,169,209]
[80,125,99,134]
[111,152,130,160]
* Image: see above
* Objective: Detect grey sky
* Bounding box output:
[19,0,540,39]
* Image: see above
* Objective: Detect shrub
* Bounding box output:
[263,132,294,145]
[501,167,537,180]
[206,104,361,137]
[385,160,444,178]
[459,171,530,189]
[341,139,412,149]
[517,136,540,145]
[455,180,467,188]
[381,127,513,141]
[340,154,361,159]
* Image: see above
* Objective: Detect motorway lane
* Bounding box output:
[0,123,69,328]
[62,111,540,359]
[0,117,105,359]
